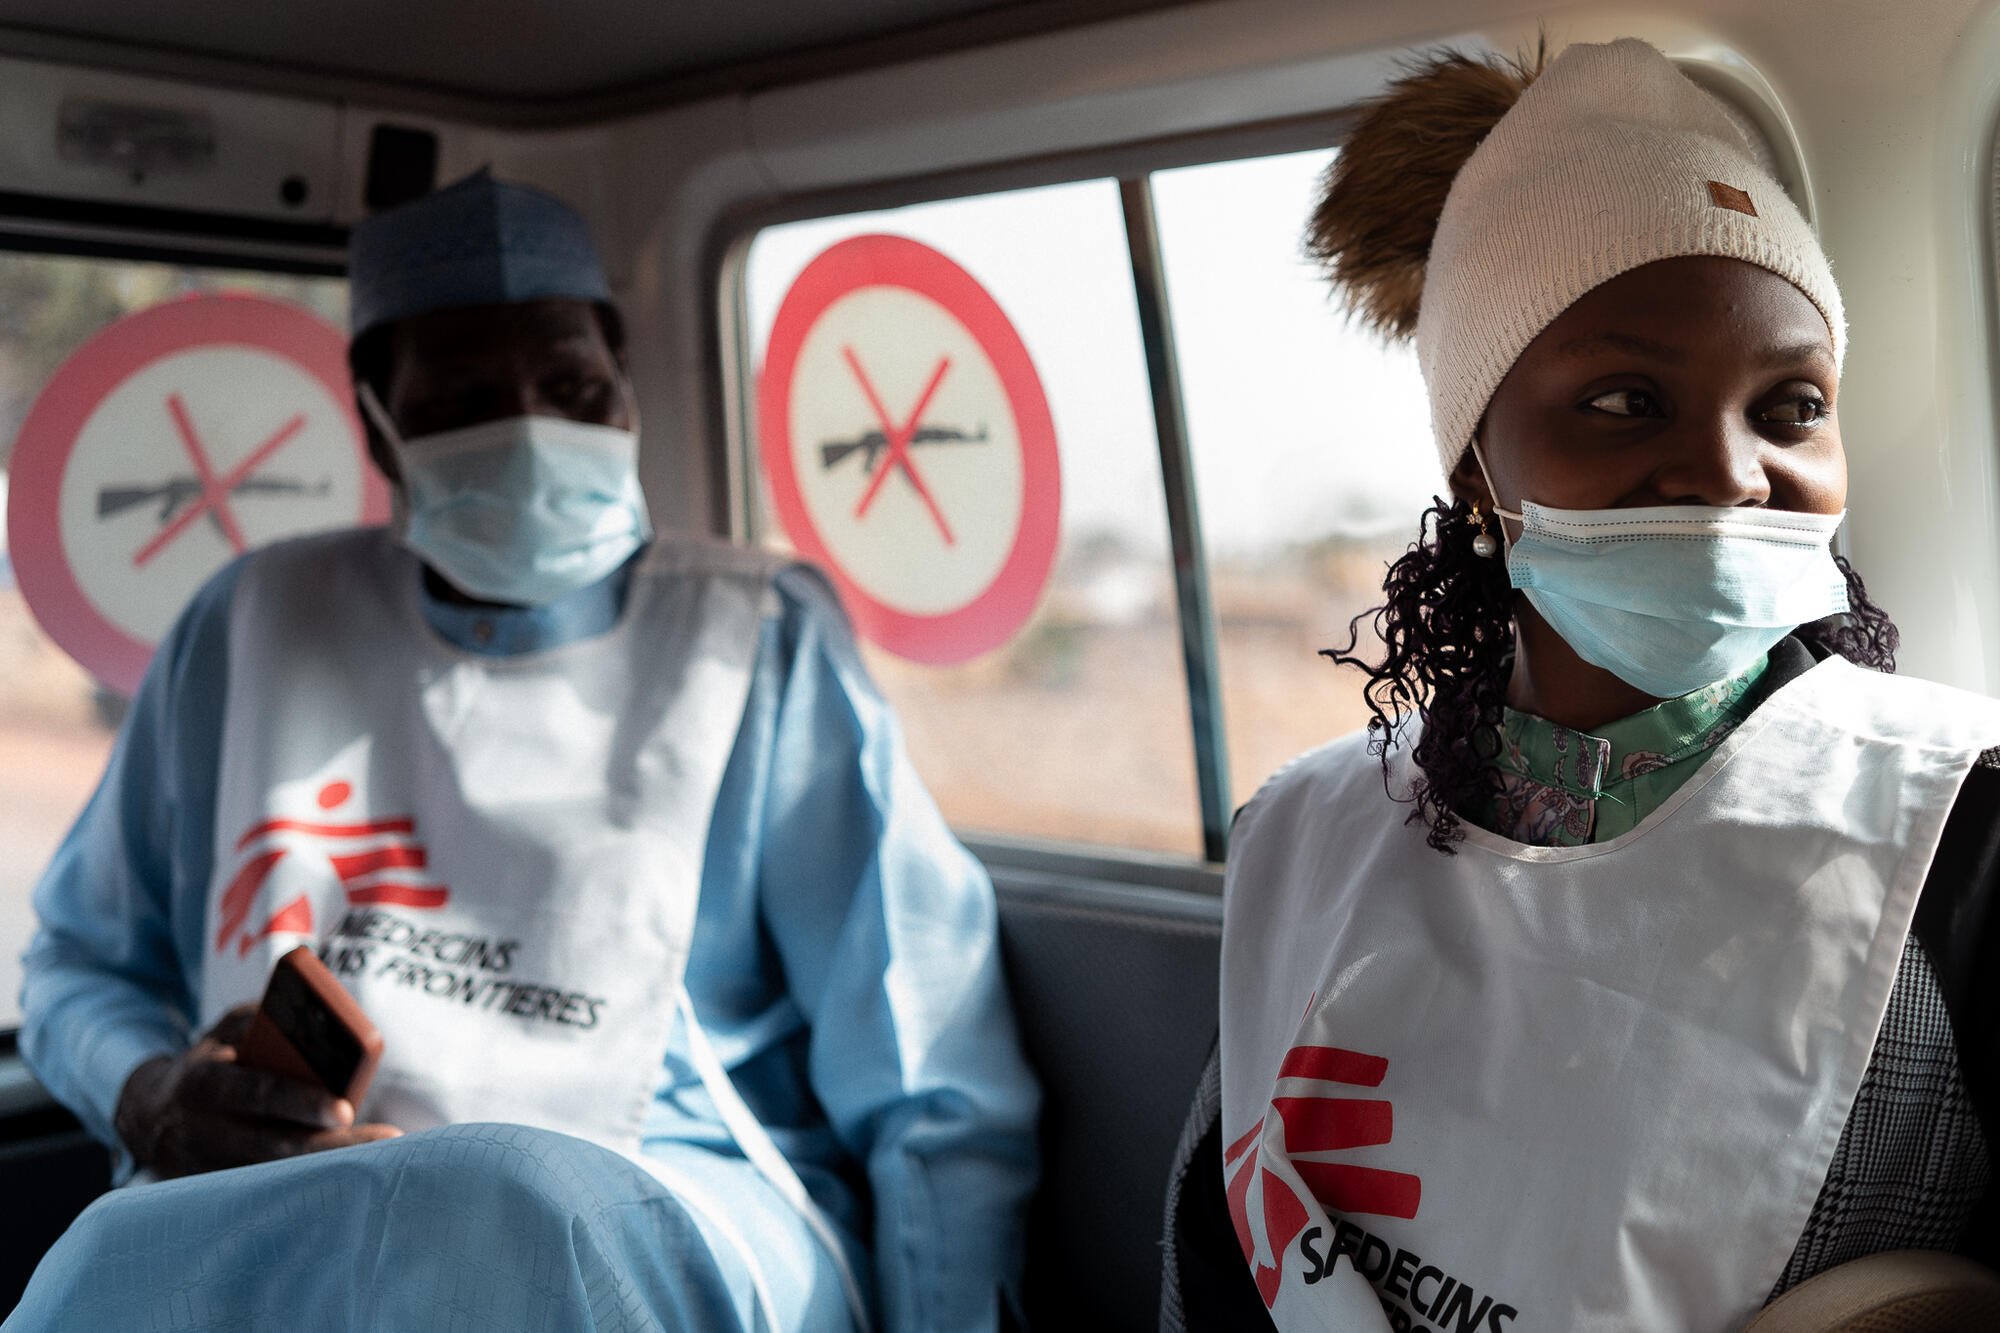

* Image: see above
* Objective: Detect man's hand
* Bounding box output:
[113,1004,402,1179]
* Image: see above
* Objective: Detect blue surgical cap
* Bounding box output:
[348,169,612,337]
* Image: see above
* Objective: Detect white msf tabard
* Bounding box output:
[199,528,871,1327]
[1219,658,2000,1333]
[200,527,770,1148]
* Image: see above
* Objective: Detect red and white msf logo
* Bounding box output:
[1227,1043,1423,1308]
[214,779,449,957]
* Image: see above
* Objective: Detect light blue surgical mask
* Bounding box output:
[1498,499,1849,699]
[362,384,651,607]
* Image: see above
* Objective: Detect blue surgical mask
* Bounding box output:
[362,385,651,607]
[1500,499,1849,699]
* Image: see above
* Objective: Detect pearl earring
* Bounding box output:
[1469,503,1500,558]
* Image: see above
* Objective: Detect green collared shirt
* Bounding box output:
[1472,655,1774,846]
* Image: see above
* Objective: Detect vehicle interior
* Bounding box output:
[2,0,1997,1328]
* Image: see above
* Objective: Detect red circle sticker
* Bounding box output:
[5,293,390,696]
[758,234,1061,665]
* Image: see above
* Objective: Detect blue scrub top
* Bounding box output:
[18,539,1040,1333]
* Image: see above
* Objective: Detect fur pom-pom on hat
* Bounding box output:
[1307,43,1545,342]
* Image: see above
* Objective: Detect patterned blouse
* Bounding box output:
[1473,655,1772,846]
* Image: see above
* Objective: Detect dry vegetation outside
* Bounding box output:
[868,531,1406,859]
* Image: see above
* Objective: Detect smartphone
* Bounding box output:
[236,945,384,1105]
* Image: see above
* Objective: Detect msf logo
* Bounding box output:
[214,779,450,957]
[1226,1044,1422,1308]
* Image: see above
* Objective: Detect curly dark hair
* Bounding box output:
[1322,497,1902,852]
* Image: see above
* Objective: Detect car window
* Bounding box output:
[0,258,346,1029]
[744,180,1204,857]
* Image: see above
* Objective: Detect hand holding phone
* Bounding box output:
[237,945,385,1104]
[113,953,400,1178]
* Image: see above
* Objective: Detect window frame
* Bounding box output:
[710,111,1359,871]
[0,191,348,275]
[0,202,349,1040]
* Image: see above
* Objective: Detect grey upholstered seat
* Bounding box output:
[993,869,1222,1332]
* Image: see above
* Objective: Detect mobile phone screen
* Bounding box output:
[264,957,367,1096]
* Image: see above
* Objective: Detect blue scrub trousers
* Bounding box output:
[4,1123,861,1332]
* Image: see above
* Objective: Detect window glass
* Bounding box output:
[1151,150,1440,803]
[743,182,1202,856]
[0,258,346,1029]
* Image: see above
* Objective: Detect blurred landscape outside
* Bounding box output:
[0,259,345,1027]
[1153,152,1438,816]
[745,150,1439,859]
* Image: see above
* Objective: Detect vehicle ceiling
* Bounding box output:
[0,0,1210,124]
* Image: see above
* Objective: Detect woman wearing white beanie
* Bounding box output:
[1161,37,2000,1332]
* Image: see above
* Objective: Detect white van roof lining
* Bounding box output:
[0,0,1208,128]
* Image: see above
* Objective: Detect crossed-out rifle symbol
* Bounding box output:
[97,392,326,568]
[820,347,993,548]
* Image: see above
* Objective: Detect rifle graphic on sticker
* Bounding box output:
[98,474,332,527]
[820,424,988,475]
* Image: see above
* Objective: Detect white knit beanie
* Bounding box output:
[1416,38,1845,477]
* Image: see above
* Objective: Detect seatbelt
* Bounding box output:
[676,988,871,1330]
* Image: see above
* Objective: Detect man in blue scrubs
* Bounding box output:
[11,173,1038,1332]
